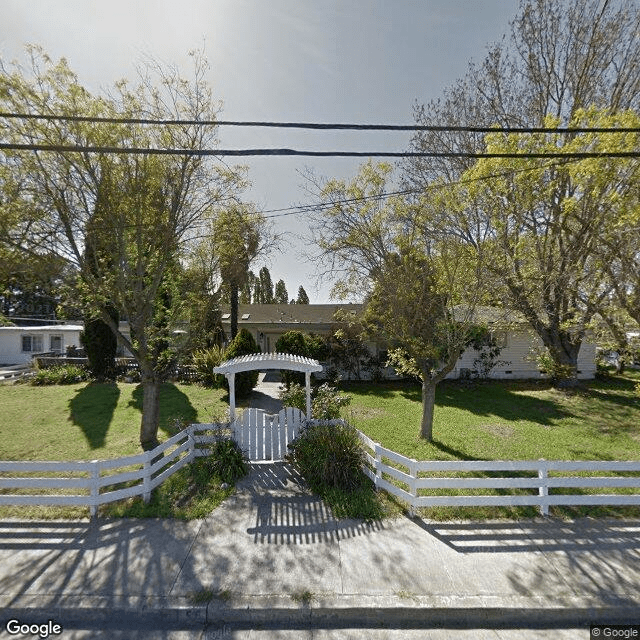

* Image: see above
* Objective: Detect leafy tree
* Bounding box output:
[451,108,640,385]
[0,47,244,450]
[296,286,310,305]
[274,279,288,304]
[363,247,481,440]
[405,0,640,386]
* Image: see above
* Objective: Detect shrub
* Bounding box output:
[30,364,90,386]
[275,330,308,387]
[191,345,225,387]
[223,329,261,398]
[279,382,351,419]
[206,433,248,484]
[286,421,365,492]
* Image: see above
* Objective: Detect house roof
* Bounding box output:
[220,304,363,327]
[0,324,83,332]
[220,303,528,329]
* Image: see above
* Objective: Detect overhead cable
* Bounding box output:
[1,142,638,158]
[1,112,640,134]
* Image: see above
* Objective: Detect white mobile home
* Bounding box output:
[0,325,83,366]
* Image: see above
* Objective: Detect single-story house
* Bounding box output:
[0,324,83,365]
[221,304,596,380]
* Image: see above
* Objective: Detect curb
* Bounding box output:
[2,594,639,629]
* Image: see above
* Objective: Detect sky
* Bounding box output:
[0,0,522,302]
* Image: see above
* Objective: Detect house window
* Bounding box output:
[50,335,63,353]
[492,331,508,348]
[22,335,44,353]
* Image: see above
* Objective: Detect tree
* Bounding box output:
[258,267,275,304]
[363,246,481,440]
[405,0,640,386]
[296,286,310,305]
[450,109,640,385]
[310,162,484,438]
[210,204,265,339]
[274,279,288,304]
[0,47,244,450]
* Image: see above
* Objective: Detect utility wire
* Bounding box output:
[1,142,638,158]
[2,112,640,134]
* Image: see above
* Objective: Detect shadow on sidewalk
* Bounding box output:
[239,462,385,545]
[413,518,640,553]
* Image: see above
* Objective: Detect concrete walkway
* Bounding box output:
[0,462,639,638]
[245,372,284,414]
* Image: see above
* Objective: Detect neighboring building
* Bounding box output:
[0,324,83,365]
[220,304,596,381]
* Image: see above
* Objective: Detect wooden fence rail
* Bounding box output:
[0,424,222,517]
[358,430,640,516]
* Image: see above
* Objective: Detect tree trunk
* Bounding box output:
[548,343,581,388]
[230,282,239,340]
[420,379,437,441]
[140,375,161,451]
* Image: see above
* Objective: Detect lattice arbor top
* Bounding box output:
[213,352,323,420]
[213,352,323,376]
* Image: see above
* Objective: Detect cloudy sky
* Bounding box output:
[1,0,521,302]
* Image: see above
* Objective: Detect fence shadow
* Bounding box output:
[240,463,384,545]
[413,518,640,553]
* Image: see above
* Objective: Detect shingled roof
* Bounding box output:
[220,303,363,327]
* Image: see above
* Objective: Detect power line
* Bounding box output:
[1,142,638,158]
[2,112,640,134]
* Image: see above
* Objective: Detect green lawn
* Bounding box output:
[344,370,640,462]
[343,371,640,518]
[0,381,228,461]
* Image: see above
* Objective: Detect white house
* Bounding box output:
[221,304,596,381]
[0,325,83,366]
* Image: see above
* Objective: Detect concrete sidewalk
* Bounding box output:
[1,463,639,636]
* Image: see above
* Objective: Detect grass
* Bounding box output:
[344,370,640,462]
[343,369,640,519]
[0,381,234,519]
[0,381,228,460]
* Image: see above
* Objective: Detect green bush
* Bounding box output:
[279,382,350,419]
[286,421,364,492]
[223,329,261,398]
[206,435,249,484]
[191,345,225,387]
[30,364,91,386]
[275,330,308,387]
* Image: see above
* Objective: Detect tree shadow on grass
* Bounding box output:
[129,383,198,436]
[68,382,120,449]
[434,380,573,426]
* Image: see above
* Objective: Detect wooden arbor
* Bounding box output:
[212,352,323,421]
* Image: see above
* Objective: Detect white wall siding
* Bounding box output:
[447,330,596,380]
[0,326,82,365]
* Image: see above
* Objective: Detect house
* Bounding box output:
[221,304,596,381]
[0,324,83,366]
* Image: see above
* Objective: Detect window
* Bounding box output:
[50,335,63,353]
[22,335,43,353]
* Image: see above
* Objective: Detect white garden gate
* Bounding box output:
[232,407,306,461]
[213,352,323,462]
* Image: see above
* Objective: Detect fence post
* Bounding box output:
[538,459,549,517]
[89,460,99,518]
[408,460,418,519]
[374,443,383,490]
[142,451,152,504]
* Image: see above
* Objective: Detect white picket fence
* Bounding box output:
[233,407,305,462]
[0,424,221,517]
[358,431,640,516]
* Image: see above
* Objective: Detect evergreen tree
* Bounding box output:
[296,286,310,304]
[259,266,275,304]
[274,279,288,304]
